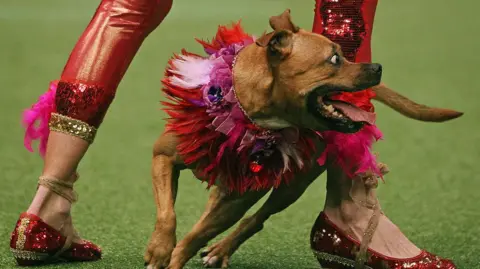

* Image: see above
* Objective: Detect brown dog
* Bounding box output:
[144,10,462,269]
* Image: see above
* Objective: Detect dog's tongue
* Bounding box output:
[328,101,376,125]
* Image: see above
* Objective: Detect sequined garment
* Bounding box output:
[313,0,378,62]
[60,0,173,89]
[54,81,113,128]
[49,113,97,144]
[310,212,456,269]
[10,213,101,265]
[56,0,172,129]
[22,0,173,147]
[313,0,378,113]
[53,0,173,132]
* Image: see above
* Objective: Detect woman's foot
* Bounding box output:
[26,174,83,243]
[323,202,421,259]
[311,211,456,269]
[314,164,456,268]
[10,175,101,265]
[10,212,101,266]
[27,185,72,232]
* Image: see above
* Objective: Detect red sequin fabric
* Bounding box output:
[310,212,457,269]
[53,0,173,129]
[320,0,366,61]
[313,0,378,112]
[314,0,378,63]
[55,81,114,128]
[10,213,101,265]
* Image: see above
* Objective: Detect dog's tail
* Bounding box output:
[371,84,463,122]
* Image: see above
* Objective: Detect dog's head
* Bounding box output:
[233,9,382,133]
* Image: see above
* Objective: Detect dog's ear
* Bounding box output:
[256,30,293,64]
[269,9,299,33]
[255,31,275,47]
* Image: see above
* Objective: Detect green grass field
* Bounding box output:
[1,0,479,268]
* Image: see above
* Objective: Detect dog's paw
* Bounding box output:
[200,240,234,268]
[144,229,176,269]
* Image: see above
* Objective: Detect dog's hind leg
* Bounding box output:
[145,133,185,269]
[201,165,325,268]
[167,186,268,269]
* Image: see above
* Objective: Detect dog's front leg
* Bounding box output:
[168,187,267,269]
[201,164,325,268]
[145,133,184,269]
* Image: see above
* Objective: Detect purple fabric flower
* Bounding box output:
[200,40,283,161]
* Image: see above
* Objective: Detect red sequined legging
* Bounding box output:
[312,0,378,112]
[50,0,172,141]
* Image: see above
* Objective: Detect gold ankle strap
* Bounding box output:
[353,165,386,269]
[38,176,78,203]
[354,200,381,269]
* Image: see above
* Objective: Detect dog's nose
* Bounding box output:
[370,63,382,74]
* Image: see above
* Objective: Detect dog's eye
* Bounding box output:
[329,54,340,65]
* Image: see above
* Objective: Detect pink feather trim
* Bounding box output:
[317,124,383,178]
[22,81,58,157]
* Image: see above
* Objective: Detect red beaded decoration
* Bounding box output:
[249,161,263,173]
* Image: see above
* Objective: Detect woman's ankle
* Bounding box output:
[324,199,373,224]
[27,186,72,230]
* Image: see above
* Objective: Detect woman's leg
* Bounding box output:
[312,165,453,268]
[12,0,172,263]
[312,0,421,257]
[32,0,172,220]
[313,0,378,112]
[312,2,455,268]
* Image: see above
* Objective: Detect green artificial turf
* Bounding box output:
[1,0,479,268]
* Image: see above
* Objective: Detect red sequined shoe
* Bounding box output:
[310,212,456,269]
[10,212,101,266]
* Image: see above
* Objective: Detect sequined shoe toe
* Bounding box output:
[10,212,102,266]
[310,212,456,269]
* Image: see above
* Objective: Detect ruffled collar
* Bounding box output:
[162,22,382,193]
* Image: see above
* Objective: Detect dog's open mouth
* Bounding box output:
[307,89,376,133]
